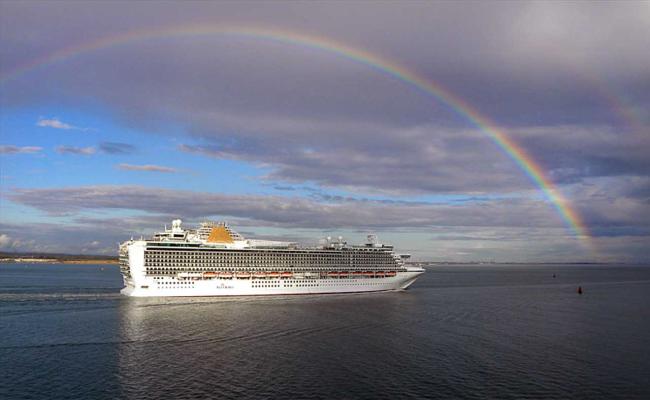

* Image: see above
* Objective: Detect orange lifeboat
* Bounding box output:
[326,271,339,277]
[386,271,396,277]
[281,271,293,278]
[236,272,251,279]
[363,271,374,277]
[352,271,364,276]
[253,271,267,279]
[203,271,217,278]
[375,271,385,277]
[220,272,233,279]
[268,271,280,278]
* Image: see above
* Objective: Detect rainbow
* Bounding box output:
[0,24,591,242]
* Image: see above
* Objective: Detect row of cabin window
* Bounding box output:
[145,261,395,266]
[144,255,392,262]
[145,250,390,258]
[145,266,399,271]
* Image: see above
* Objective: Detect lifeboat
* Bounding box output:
[375,271,385,278]
[352,271,364,276]
[220,272,233,279]
[281,271,293,278]
[236,272,251,279]
[386,271,397,277]
[363,271,374,276]
[203,271,217,278]
[268,271,280,278]
[326,271,339,277]
[339,271,349,277]
[252,271,267,279]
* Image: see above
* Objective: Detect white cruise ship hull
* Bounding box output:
[121,270,424,297]
[119,221,425,297]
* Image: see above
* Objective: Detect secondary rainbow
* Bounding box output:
[0,24,591,241]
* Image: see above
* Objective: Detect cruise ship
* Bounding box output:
[119,220,425,297]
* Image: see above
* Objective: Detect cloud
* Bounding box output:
[55,145,96,155]
[512,125,650,184]
[36,117,82,130]
[116,163,177,173]
[273,185,297,191]
[177,121,533,194]
[0,233,12,247]
[99,141,136,154]
[1,3,648,196]
[567,176,650,233]
[3,3,647,126]
[0,233,39,252]
[0,145,42,154]
[1,2,649,261]
[178,117,650,195]
[4,185,649,261]
[0,223,116,254]
[53,143,136,155]
[0,184,584,230]
[7,184,650,236]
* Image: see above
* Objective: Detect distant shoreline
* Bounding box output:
[1,258,118,265]
[0,252,118,265]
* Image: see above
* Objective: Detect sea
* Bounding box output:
[1,263,649,400]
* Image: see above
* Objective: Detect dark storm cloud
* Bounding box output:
[6,184,650,251]
[99,142,136,154]
[4,184,649,261]
[569,176,650,231]
[7,185,564,230]
[511,125,650,184]
[179,121,650,195]
[178,122,533,194]
[6,184,648,237]
[2,2,648,121]
[2,1,648,196]
[1,1,649,260]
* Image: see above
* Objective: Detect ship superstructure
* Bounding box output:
[119,220,424,297]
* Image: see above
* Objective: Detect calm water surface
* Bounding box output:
[1,263,649,399]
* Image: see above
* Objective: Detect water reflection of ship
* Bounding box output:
[116,292,412,397]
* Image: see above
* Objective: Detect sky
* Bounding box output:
[1,1,649,262]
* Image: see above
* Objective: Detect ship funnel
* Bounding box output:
[171,219,183,232]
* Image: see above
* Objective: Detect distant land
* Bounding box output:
[0,251,118,264]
